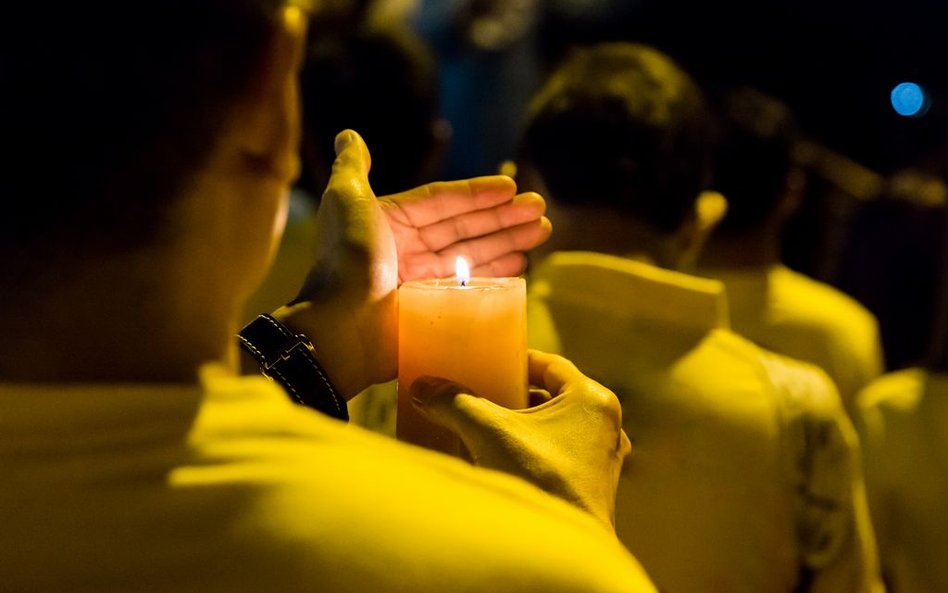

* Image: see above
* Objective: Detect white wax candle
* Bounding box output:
[397,263,527,456]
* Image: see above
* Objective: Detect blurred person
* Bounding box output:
[855,368,948,593]
[298,21,447,197]
[0,3,660,592]
[698,88,884,413]
[855,214,948,592]
[518,43,882,593]
[412,0,542,179]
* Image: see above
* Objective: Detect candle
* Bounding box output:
[397,257,528,456]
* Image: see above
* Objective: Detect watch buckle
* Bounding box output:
[264,336,315,371]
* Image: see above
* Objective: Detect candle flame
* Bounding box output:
[455,256,470,286]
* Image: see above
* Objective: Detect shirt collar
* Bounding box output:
[531,251,730,332]
[0,364,280,452]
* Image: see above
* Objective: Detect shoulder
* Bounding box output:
[856,368,926,417]
[751,350,864,569]
[686,328,832,404]
[710,329,839,408]
[191,372,657,593]
[854,368,927,454]
[770,267,880,338]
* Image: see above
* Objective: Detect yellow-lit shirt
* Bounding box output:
[0,366,656,593]
[529,251,883,593]
[855,369,948,593]
[698,264,884,413]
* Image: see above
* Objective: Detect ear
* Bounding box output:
[674,191,728,269]
[497,160,517,179]
[232,5,307,183]
[695,190,728,235]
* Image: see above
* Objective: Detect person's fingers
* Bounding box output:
[409,376,505,437]
[528,387,553,406]
[385,176,517,227]
[436,217,552,264]
[408,193,546,252]
[619,428,633,460]
[397,217,551,280]
[527,350,586,395]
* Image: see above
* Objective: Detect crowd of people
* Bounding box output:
[1,1,945,592]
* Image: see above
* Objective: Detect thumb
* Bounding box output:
[325,129,373,199]
[410,376,507,439]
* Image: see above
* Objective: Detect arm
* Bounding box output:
[803,410,885,593]
[775,362,885,593]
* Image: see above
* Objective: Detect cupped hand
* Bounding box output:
[410,350,632,531]
[274,130,551,398]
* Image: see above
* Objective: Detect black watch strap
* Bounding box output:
[237,314,349,421]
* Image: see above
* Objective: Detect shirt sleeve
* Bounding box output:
[764,353,886,593]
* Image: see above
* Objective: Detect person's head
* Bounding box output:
[710,88,802,237]
[1,1,305,309]
[518,42,720,268]
[298,24,445,197]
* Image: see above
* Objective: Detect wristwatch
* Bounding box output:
[237,314,349,421]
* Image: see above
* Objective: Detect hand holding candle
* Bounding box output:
[397,256,528,455]
[275,130,550,399]
[410,350,632,531]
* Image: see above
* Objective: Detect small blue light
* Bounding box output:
[891,82,929,117]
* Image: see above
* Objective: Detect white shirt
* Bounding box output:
[699,264,884,412]
[0,364,656,593]
[529,251,883,593]
[856,369,948,593]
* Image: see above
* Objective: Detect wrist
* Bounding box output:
[238,313,349,420]
[271,300,387,400]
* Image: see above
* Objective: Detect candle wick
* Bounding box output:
[460,279,467,287]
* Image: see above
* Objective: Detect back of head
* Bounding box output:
[298,24,440,197]
[519,42,713,235]
[712,88,799,235]
[0,1,283,278]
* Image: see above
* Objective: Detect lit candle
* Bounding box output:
[397,257,528,455]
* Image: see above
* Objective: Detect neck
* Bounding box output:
[699,228,781,269]
[545,206,678,268]
[0,250,237,384]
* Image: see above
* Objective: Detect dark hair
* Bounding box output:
[298,24,439,197]
[712,88,799,235]
[519,42,713,234]
[0,1,283,263]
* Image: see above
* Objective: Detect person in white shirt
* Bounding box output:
[0,3,656,592]
[698,88,884,412]
[855,277,948,592]
[517,42,883,593]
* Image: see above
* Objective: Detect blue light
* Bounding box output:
[891,82,929,117]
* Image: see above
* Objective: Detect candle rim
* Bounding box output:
[399,277,525,291]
